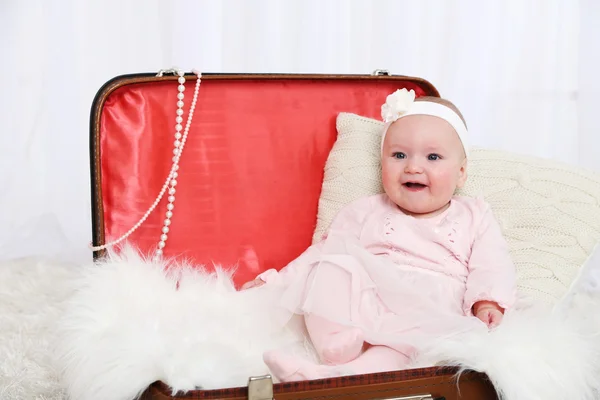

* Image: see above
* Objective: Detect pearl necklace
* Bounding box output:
[90,68,202,261]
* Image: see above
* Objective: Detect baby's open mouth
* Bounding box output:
[403,182,427,190]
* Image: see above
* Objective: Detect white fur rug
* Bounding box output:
[2,245,600,400]
[0,257,75,400]
[53,246,319,400]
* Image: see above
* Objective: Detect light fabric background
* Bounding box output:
[0,0,598,263]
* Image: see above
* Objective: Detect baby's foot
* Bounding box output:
[263,350,338,382]
[319,327,364,365]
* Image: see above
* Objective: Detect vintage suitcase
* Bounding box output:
[89,69,499,400]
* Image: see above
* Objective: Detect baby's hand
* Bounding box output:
[240,278,265,290]
[473,301,504,329]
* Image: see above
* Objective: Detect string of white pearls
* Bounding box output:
[90,68,202,259]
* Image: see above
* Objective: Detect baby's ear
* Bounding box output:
[456,158,468,188]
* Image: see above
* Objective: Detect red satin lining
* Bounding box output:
[99,79,429,287]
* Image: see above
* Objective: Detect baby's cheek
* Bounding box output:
[382,163,401,183]
[432,170,458,191]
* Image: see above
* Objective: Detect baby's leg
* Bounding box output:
[342,345,410,374]
[264,345,409,382]
[305,314,364,365]
[303,261,365,364]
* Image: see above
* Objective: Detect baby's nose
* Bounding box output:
[404,161,423,173]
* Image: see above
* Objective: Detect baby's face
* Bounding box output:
[381,114,467,218]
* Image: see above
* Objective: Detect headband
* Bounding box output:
[380,89,469,157]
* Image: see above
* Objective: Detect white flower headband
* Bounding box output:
[380,88,469,157]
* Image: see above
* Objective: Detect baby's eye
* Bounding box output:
[428,153,441,161]
[392,152,406,159]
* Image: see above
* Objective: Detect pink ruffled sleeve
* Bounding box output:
[463,200,517,316]
[256,195,375,285]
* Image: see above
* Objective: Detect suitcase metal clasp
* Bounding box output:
[246,374,439,400]
[248,374,274,400]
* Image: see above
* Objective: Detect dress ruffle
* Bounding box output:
[269,231,487,357]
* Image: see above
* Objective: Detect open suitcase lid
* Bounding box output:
[90,70,439,287]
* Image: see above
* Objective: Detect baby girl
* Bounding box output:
[242,89,517,382]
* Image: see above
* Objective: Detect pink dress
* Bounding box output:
[259,193,517,357]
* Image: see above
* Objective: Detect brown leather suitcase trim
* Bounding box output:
[140,367,497,400]
[89,72,440,260]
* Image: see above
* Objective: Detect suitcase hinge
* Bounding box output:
[248,375,274,400]
[372,69,391,76]
[156,67,184,77]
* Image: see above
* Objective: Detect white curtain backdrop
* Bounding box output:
[0,0,598,264]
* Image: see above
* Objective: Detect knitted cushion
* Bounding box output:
[313,112,600,304]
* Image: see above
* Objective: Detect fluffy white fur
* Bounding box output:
[53,245,600,400]
[0,257,75,400]
[53,246,310,400]
[415,296,600,400]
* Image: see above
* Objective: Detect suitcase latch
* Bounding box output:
[247,375,441,400]
[248,374,274,400]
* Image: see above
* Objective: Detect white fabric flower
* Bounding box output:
[380,88,416,123]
